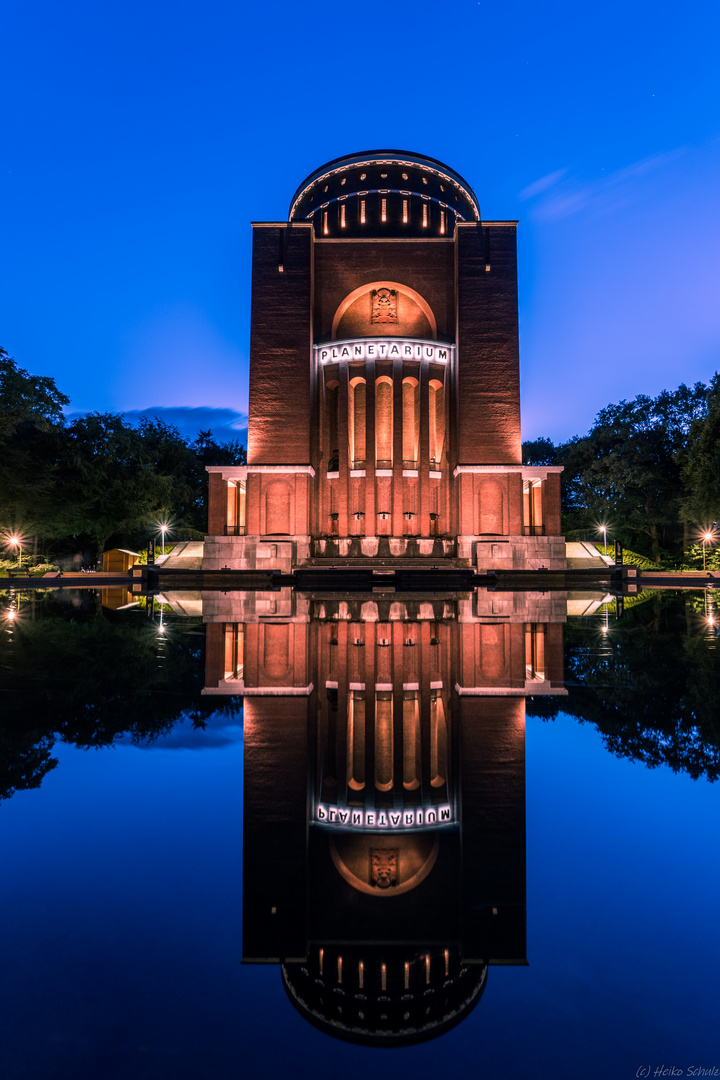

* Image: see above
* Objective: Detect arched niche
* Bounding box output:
[329,833,439,897]
[332,281,437,340]
[264,479,292,535]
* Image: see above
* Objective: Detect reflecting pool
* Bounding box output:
[1,586,718,1080]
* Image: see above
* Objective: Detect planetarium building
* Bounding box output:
[204,150,564,571]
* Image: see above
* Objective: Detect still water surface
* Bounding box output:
[1,588,718,1080]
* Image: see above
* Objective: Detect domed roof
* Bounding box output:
[288,150,480,239]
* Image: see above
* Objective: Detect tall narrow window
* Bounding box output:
[402,198,408,224]
[440,211,445,234]
[349,377,366,467]
[428,379,445,465]
[340,203,346,228]
[422,203,428,228]
[402,377,419,464]
[326,379,339,472]
[360,199,366,224]
[402,692,420,790]
[347,692,366,790]
[375,376,393,466]
[323,211,328,235]
[381,197,387,222]
[430,694,447,788]
[375,692,393,791]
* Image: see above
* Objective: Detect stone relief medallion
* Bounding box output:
[370,288,398,324]
[371,848,398,888]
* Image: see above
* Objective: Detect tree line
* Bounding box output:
[523,376,720,563]
[0,347,245,562]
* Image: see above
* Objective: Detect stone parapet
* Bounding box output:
[202,534,311,573]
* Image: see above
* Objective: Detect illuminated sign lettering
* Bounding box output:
[315,803,453,830]
[315,338,453,365]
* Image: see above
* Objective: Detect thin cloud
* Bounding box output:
[519,169,568,200]
[525,147,688,222]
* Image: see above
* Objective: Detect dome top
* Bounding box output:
[288,150,480,239]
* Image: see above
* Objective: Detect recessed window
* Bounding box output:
[422,176,428,185]
[340,176,346,185]
[440,183,445,191]
[340,203,346,228]
[381,198,387,222]
[323,211,328,235]
[402,199,408,224]
[360,199,366,224]
[440,211,445,234]
[360,172,366,180]
[381,172,387,178]
[324,184,328,192]
[422,203,428,228]
[402,172,408,180]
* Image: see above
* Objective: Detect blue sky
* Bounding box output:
[2,0,719,443]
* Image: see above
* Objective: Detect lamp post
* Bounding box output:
[160,524,168,556]
[599,525,607,556]
[8,535,21,568]
[702,532,713,572]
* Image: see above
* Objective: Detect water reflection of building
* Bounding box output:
[203,588,566,1045]
[204,149,565,573]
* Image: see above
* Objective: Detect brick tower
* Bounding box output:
[203,150,564,571]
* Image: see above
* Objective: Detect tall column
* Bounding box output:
[419,360,431,538]
[365,359,376,535]
[338,363,350,538]
[392,361,404,538]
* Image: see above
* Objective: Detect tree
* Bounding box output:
[681,373,720,526]
[0,346,69,440]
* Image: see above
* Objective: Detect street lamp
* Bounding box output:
[159,523,169,556]
[702,531,713,572]
[8,535,21,568]
[599,525,608,556]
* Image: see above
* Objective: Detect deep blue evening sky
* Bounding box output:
[2,0,719,443]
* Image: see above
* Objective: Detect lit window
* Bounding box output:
[360,172,366,180]
[402,199,408,224]
[323,211,328,235]
[340,176,346,185]
[360,199,365,224]
[381,198,387,222]
[422,176,428,185]
[440,211,445,234]
[340,203,346,228]
[422,203,428,228]
[402,172,408,180]
[381,172,387,178]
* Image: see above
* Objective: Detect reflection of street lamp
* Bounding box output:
[599,525,608,556]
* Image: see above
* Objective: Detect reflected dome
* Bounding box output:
[282,945,487,1047]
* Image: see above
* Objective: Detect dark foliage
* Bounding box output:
[527,593,720,781]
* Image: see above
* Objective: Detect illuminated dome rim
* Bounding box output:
[288,149,480,223]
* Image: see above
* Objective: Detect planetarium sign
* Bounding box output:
[315,802,453,831]
[315,338,454,364]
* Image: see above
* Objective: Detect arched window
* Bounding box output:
[402,377,419,465]
[428,379,445,465]
[349,377,366,467]
[375,376,393,466]
[265,480,291,534]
